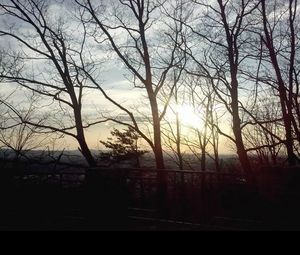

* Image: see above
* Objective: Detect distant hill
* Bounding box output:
[0,148,238,172]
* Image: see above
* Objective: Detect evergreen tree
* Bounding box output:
[100,127,147,167]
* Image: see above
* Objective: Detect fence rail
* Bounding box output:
[2,166,300,229]
[12,167,247,188]
[9,168,250,224]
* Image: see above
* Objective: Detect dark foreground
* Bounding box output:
[1,166,300,231]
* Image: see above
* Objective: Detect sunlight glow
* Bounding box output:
[175,104,204,130]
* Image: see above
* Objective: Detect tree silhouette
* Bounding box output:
[0,0,105,167]
[100,127,147,168]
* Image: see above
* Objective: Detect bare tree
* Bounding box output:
[178,74,222,172]
[174,0,260,182]
[259,0,300,165]
[76,0,187,175]
[160,69,188,171]
[0,0,107,166]
[243,95,285,166]
[0,93,51,161]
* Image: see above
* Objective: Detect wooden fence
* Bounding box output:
[10,168,250,225]
[6,167,300,230]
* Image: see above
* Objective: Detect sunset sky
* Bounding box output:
[1,0,293,161]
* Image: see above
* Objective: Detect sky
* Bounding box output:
[0,0,252,156]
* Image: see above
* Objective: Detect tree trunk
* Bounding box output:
[215,154,221,172]
[232,114,254,184]
[176,112,184,170]
[77,134,96,167]
[200,147,206,172]
[231,82,254,183]
[135,140,141,168]
[148,93,165,170]
[153,117,165,169]
[148,95,167,216]
[73,105,96,167]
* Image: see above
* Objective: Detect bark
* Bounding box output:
[232,83,253,182]
[73,105,97,167]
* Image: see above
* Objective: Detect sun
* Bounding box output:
[175,104,203,130]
